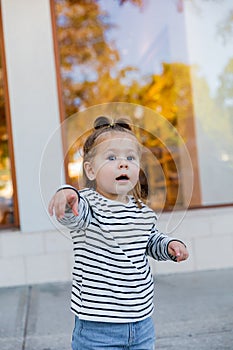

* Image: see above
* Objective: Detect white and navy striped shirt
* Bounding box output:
[58,188,178,323]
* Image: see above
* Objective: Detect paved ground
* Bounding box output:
[0,268,232,350]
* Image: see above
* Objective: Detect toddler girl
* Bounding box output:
[48,116,189,350]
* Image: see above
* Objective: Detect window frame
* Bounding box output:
[0,4,19,229]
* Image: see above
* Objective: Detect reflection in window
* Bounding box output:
[52,0,233,209]
[53,0,201,211]
[184,0,233,206]
[0,42,15,226]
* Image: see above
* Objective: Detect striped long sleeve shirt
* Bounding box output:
[58,187,180,323]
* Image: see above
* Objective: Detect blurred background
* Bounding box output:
[0,0,232,287]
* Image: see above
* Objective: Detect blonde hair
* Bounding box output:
[82,116,143,207]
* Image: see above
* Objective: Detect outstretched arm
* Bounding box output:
[48,186,92,231]
[48,188,79,219]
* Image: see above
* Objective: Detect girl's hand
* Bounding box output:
[168,241,189,262]
[48,189,79,219]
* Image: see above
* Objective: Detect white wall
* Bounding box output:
[0,206,233,287]
[152,206,233,275]
[1,0,65,232]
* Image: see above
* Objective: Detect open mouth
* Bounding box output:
[116,174,129,181]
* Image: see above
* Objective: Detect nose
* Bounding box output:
[119,158,128,169]
[120,163,128,169]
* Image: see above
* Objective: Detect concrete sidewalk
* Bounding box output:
[0,268,232,350]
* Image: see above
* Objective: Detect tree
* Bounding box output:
[55,0,143,116]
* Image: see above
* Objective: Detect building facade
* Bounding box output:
[0,0,232,287]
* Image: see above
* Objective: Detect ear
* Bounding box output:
[83,161,96,181]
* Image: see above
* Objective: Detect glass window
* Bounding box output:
[184,0,233,206]
[52,0,233,210]
[0,9,18,227]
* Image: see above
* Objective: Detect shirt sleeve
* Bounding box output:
[146,224,179,261]
[57,186,92,231]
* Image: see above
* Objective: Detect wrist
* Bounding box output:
[56,185,80,198]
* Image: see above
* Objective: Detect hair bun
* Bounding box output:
[93,115,132,131]
[94,116,111,130]
[115,117,132,131]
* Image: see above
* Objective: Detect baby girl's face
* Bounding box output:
[84,131,140,203]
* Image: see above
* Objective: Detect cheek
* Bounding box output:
[95,162,115,177]
[132,163,140,175]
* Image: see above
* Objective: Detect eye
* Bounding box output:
[127,155,135,161]
[108,155,116,161]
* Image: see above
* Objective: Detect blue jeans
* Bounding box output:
[71,316,155,350]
